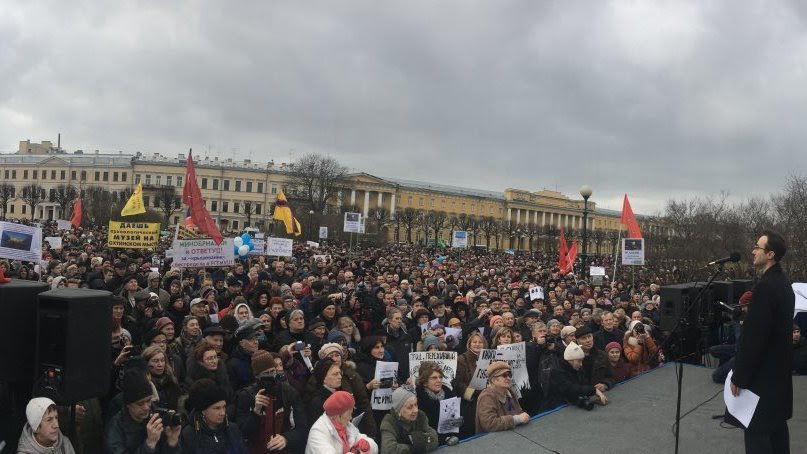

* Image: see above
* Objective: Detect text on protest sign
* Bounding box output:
[171,238,235,267]
[248,238,266,256]
[344,212,361,233]
[622,238,645,266]
[469,349,498,390]
[44,236,62,250]
[452,231,468,248]
[107,221,160,249]
[56,220,72,231]
[529,286,545,301]
[437,397,462,434]
[496,342,530,390]
[266,237,293,257]
[0,221,43,262]
[409,351,457,390]
[370,361,398,410]
[319,226,328,239]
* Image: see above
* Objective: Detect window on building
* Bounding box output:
[213,179,219,190]
[255,204,262,215]
[211,200,218,211]
[440,200,446,209]
[235,181,241,192]
[155,175,161,186]
[3,170,7,179]
[166,175,172,186]
[201,178,208,189]
[41,170,46,179]
[419,197,424,206]
[60,170,66,180]
[143,196,150,207]
[145,175,151,185]
[9,205,14,213]
[51,170,56,179]
[32,170,36,179]
[232,220,239,230]
[246,181,252,192]
[12,170,16,179]
[95,171,100,181]
[222,202,229,213]
[257,182,263,193]
[270,183,277,194]
[234,202,240,213]
[451,201,456,209]
[113,172,118,182]
[103,171,109,182]
[223,180,230,191]
[49,189,56,201]
[461,203,466,211]
[122,173,128,182]
[135,174,141,184]
[407,196,413,205]
[176,176,182,187]
[22,206,26,215]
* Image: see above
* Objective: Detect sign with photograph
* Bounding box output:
[452,231,468,248]
[622,238,645,266]
[319,226,328,239]
[0,222,43,262]
[343,212,361,233]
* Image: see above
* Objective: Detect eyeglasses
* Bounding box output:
[752,244,767,251]
[495,372,512,379]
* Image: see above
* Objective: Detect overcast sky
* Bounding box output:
[2,1,806,215]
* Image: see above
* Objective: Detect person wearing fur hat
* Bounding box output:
[17,397,76,454]
[379,386,439,453]
[234,350,309,453]
[305,390,378,454]
[622,319,658,377]
[575,325,614,392]
[475,361,530,433]
[415,361,461,446]
[181,378,246,453]
[543,342,607,412]
[106,369,181,453]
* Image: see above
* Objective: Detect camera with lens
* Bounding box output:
[258,372,287,392]
[576,395,598,411]
[634,323,645,334]
[151,405,186,426]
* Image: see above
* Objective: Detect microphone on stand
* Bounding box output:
[707,252,741,266]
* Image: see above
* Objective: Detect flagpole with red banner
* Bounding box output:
[182,149,223,245]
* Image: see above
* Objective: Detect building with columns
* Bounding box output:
[0,140,664,251]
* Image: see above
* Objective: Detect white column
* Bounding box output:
[541,211,546,227]
[390,193,396,218]
[534,210,538,226]
[377,192,383,208]
[363,191,370,217]
[507,208,512,222]
[337,190,343,208]
[350,189,356,206]
[515,209,521,224]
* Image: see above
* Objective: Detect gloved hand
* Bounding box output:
[350,438,371,453]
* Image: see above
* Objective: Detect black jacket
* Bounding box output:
[544,359,596,411]
[180,411,246,453]
[105,409,181,454]
[731,263,795,431]
[385,325,413,383]
[233,381,309,452]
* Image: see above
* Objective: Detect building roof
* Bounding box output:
[379,176,505,200]
[0,152,134,167]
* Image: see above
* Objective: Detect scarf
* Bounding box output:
[331,418,351,454]
[424,387,445,401]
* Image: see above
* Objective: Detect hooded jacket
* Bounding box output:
[17,423,76,454]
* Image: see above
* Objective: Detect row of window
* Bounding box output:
[206,200,262,215]
[134,174,184,187]
[3,169,129,183]
[403,195,501,215]
[132,174,277,195]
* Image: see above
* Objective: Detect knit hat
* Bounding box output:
[123,369,153,404]
[308,320,326,332]
[523,309,542,319]
[560,326,577,338]
[318,342,343,360]
[486,361,511,379]
[739,291,753,306]
[323,390,355,416]
[154,317,173,333]
[563,342,585,361]
[488,315,503,328]
[26,397,56,430]
[605,342,622,352]
[547,319,562,327]
[574,325,593,338]
[187,378,228,411]
[391,386,416,414]
[251,350,277,377]
[327,330,349,343]
[422,335,439,350]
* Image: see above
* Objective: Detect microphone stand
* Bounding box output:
[654,264,724,454]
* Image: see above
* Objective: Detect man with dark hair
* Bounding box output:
[730,229,795,453]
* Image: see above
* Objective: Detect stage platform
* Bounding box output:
[443,364,807,453]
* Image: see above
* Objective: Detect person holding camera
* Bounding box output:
[623,320,658,378]
[106,369,181,454]
[545,342,607,412]
[234,350,309,453]
[181,378,246,453]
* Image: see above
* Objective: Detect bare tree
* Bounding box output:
[22,183,44,220]
[479,216,499,249]
[428,211,448,245]
[83,186,115,227]
[288,154,348,214]
[370,208,390,237]
[52,184,78,219]
[415,210,430,245]
[153,185,181,225]
[398,208,418,243]
[591,229,606,255]
[0,183,14,220]
[242,201,260,227]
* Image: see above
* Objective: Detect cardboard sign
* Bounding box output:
[248,238,266,256]
[44,236,63,250]
[0,222,43,262]
[266,237,293,257]
[306,240,320,248]
[497,342,530,390]
[370,361,399,410]
[171,238,235,267]
[469,349,498,390]
[529,286,545,301]
[590,266,606,276]
[438,397,462,434]
[409,351,457,390]
[107,221,160,249]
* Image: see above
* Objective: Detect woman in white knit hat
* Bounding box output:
[17,397,76,454]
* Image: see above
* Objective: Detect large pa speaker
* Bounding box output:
[711,280,753,306]
[659,282,714,332]
[0,280,49,381]
[36,288,113,403]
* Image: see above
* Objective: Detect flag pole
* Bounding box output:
[613,225,622,282]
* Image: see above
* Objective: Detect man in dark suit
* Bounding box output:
[731,230,795,453]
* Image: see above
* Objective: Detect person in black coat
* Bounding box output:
[730,231,795,453]
[793,325,807,375]
[181,378,246,453]
[384,309,414,384]
[415,361,461,445]
[544,343,607,411]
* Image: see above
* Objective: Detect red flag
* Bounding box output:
[70,198,82,228]
[563,242,578,274]
[558,228,569,271]
[182,150,223,245]
[621,194,643,238]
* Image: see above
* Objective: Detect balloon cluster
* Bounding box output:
[233,233,254,259]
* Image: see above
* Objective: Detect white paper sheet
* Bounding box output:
[723,370,759,429]
[792,283,807,319]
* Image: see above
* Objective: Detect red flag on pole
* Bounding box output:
[558,227,569,271]
[70,198,82,228]
[621,194,643,238]
[563,242,578,274]
[182,150,223,245]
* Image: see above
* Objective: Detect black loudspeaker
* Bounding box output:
[710,280,754,306]
[659,282,714,332]
[36,288,113,403]
[0,280,49,381]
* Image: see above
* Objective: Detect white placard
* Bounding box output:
[622,238,645,266]
[0,222,43,262]
[793,283,807,319]
[529,286,545,301]
[497,342,530,390]
[420,318,440,333]
[445,327,462,342]
[248,238,266,256]
[313,254,330,263]
[437,397,462,434]
[590,266,606,276]
[266,237,293,257]
[56,219,73,230]
[171,238,235,267]
[452,231,468,248]
[344,212,361,233]
[306,240,320,248]
[408,351,457,390]
[44,236,62,250]
[370,361,398,410]
[319,226,328,239]
[723,370,759,428]
[469,349,498,390]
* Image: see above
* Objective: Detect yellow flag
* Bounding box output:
[121,183,146,216]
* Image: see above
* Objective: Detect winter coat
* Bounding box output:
[233,381,308,453]
[474,386,523,433]
[622,334,658,377]
[453,349,482,435]
[17,423,76,454]
[594,328,624,352]
[180,411,246,454]
[794,337,807,375]
[184,360,234,401]
[379,410,439,454]
[582,348,615,389]
[731,263,795,432]
[304,413,378,454]
[105,408,181,454]
[305,361,377,437]
[416,384,458,444]
[545,359,596,409]
[385,325,414,384]
[225,345,254,391]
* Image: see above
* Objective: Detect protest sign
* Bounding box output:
[419,318,440,333]
[266,237,293,257]
[248,237,266,256]
[445,327,462,342]
[344,212,361,233]
[409,351,457,390]
[107,221,160,249]
[56,219,72,230]
[622,238,645,266]
[590,266,606,276]
[306,240,320,248]
[370,361,398,410]
[438,397,462,434]
[452,231,468,248]
[529,286,545,301]
[497,342,530,390]
[0,221,42,262]
[312,254,331,263]
[172,238,235,267]
[469,349,498,390]
[319,226,328,239]
[44,236,62,250]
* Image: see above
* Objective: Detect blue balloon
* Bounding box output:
[241,233,251,244]
[437,256,444,263]
[248,242,255,251]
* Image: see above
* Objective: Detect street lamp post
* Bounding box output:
[308,210,315,241]
[579,185,592,280]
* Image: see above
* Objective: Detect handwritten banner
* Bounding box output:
[408,351,457,390]
[107,221,159,249]
[171,238,235,267]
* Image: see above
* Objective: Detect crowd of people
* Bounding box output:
[2,220,803,453]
